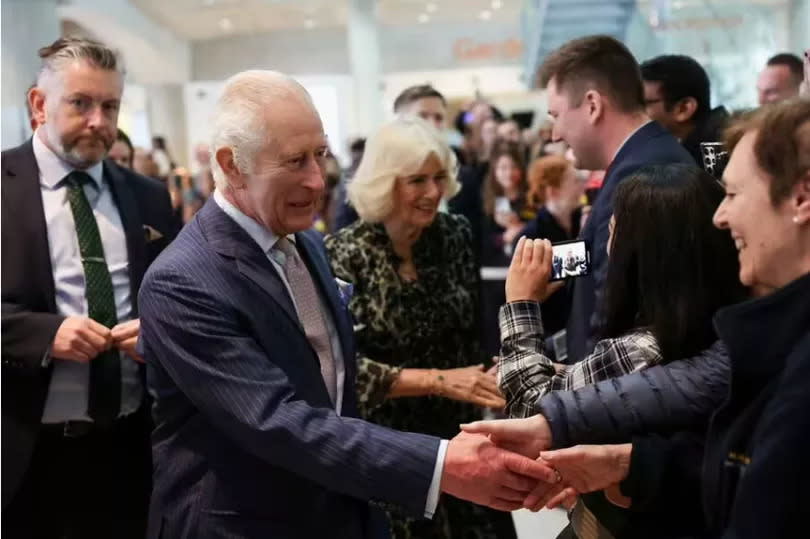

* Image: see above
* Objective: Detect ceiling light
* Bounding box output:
[304,18,316,29]
[203,0,216,5]
[479,9,492,20]
[425,2,437,12]
[418,13,429,23]
[491,0,503,9]
[219,17,233,31]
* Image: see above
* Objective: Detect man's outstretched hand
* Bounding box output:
[460,414,553,459]
[440,431,559,512]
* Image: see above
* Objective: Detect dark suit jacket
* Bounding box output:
[138,199,440,539]
[1,139,177,506]
[566,122,695,362]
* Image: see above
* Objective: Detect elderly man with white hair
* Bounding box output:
[137,70,558,539]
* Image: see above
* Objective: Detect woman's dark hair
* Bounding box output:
[116,128,134,167]
[600,163,746,363]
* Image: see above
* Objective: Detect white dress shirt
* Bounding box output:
[34,132,142,424]
[213,189,446,517]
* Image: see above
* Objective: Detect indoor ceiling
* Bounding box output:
[130,0,524,41]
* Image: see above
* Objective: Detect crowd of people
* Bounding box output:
[1,32,809,539]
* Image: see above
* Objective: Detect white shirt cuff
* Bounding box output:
[424,439,448,518]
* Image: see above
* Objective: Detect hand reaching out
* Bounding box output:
[436,365,506,410]
[461,414,552,459]
[522,444,633,511]
[441,431,560,512]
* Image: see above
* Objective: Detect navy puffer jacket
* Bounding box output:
[535,340,730,448]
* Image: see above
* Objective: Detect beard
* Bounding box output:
[52,129,114,169]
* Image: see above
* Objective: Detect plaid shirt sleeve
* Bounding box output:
[497,301,662,418]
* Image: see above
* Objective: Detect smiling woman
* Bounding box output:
[325,117,515,539]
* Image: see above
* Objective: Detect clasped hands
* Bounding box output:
[51,316,143,363]
[442,414,632,512]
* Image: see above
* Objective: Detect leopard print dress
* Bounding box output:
[325,213,515,539]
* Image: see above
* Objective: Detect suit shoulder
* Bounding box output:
[114,165,170,195]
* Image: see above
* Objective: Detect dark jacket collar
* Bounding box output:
[610,121,669,171]
[714,271,810,380]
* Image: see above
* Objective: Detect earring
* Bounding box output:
[794,215,801,224]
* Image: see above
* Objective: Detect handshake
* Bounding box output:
[438,414,632,512]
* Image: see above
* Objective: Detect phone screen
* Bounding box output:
[550,239,590,282]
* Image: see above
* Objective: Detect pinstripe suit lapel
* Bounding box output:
[198,199,304,335]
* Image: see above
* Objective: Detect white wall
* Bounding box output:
[191,20,523,80]
[1,0,60,149]
[184,75,354,170]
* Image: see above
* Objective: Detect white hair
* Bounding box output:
[348,116,460,222]
[209,70,313,189]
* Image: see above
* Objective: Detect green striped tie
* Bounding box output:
[65,171,121,425]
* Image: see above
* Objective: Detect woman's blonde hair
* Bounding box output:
[348,116,460,222]
[526,154,572,207]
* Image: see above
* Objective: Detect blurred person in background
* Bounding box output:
[482,141,534,264]
[497,118,522,144]
[108,128,134,169]
[757,52,804,105]
[150,135,175,179]
[641,54,730,163]
[538,35,694,363]
[393,84,447,131]
[132,146,159,179]
[193,142,215,199]
[518,154,585,335]
[334,137,366,230]
[325,116,514,539]
[1,37,176,539]
[313,151,341,234]
[478,141,533,357]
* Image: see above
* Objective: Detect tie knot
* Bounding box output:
[272,236,297,266]
[66,170,94,189]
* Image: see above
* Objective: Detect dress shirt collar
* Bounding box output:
[213,188,294,254]
[32,130,104,189]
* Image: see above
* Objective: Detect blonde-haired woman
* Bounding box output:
[325,117,513,539]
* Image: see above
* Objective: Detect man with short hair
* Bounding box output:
[757,52,803,105]
[393,84,447,130]
[138,69,557,539]
[538,35,694,361]
[497,118,522,144]
[640,54,730,163]
[2,37,177,538]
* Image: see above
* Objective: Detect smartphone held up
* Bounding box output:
[549,239,590,282]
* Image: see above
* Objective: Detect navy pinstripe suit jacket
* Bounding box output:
[138,199,440,539]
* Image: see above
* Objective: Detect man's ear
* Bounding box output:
[673,97,698,124]
[584,90,604,125]
[215,147,245,190]
[29,86,47,127]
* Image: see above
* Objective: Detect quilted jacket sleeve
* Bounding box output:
[536,340,730,448]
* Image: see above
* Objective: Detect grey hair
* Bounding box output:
[209,70,314,190]
[37,37,124,84]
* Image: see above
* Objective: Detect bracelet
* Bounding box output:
[433,370,445,396]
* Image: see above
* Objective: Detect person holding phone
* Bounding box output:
[496,163,746,419]
[517,154,585,335]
